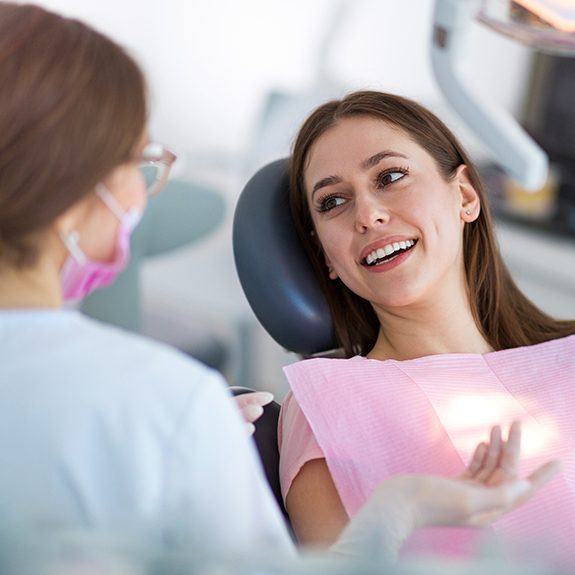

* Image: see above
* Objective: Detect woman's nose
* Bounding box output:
[353,194,390,234]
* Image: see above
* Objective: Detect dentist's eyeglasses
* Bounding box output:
[138,142,177,196]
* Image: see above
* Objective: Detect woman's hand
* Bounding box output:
[234,391,274,436]
[413,421,562,528]
[332,421,561,559]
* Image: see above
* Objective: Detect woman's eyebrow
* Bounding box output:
[312,175,342,197]
[311,150,409,198]
[361,150,408,170]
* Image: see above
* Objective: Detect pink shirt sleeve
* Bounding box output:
[278,391,325,504]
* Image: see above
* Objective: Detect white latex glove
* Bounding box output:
[331,422,561,560]
[234,392,274,436]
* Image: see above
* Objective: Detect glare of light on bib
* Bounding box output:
[438,393,559,460]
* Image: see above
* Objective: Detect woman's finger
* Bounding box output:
[475,426,502,482]
[527,460,562,491]
[498,421,521,477]
[461,442,487,479]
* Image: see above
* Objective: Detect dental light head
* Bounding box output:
[432,0,575,190]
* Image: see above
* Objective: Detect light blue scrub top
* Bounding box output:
[0,309,293,554]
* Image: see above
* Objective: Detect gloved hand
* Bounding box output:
[331,421,561,560]
[234,391,274,436]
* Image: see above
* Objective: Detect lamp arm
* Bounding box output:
[432,0,548,190]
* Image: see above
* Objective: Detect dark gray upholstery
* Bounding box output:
[233,158,336,355]
[233,160,343,535]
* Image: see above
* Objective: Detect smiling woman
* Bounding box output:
[301,113,481,338]
[289,91,575,358]
[279,91,575,564]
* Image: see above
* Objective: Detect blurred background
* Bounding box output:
[31,0,575,397]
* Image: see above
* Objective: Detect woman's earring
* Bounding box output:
[465,209,471,215]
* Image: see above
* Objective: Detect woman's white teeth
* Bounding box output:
[365,239,415,265]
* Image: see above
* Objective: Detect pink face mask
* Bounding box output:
[60,185,143,301]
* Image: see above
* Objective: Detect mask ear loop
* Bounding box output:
[95,183,126,221]
[59,184,126,266]
[60,230,87,265]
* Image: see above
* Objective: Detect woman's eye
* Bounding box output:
[319,195,346,212]
[377,169,408,187]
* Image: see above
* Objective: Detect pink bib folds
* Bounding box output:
[282,335,575,564]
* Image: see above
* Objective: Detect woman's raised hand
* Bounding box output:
[460,421,524,484]
[414,421,562,528]
[331,422,561,559]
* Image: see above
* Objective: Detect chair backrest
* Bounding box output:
[233,161,343,535]
[233,159,336,356]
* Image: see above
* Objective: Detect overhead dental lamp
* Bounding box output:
[432,0,575,190]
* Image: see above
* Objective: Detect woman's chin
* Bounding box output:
[369,285,427,310]
[347,275,430,310]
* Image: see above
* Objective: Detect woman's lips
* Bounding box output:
[361,240,417,273]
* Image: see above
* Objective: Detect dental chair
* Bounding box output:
[233,158,335,355]
[232,158,337,526]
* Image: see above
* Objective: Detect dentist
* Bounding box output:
[0,2,558,561]
[0,1,289,552]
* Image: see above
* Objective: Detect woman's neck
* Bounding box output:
[0,259,62,309]
[368,274,492,361]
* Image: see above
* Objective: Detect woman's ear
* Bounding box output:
[312,228,338,280]
[455,165,480,222]
[324,253,338,280]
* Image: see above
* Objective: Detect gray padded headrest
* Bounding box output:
[233,159,336,355]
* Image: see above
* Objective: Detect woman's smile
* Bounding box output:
[360,237,418,267]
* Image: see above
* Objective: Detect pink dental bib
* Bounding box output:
[281,335,575,564]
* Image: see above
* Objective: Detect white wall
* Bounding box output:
[29,0,540,395]
[32,0,533,164]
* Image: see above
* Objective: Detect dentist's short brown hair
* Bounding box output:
[0,2,147,267]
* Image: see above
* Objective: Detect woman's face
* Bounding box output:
[304,116,479,310]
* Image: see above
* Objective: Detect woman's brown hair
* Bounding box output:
[290,90,575,357]
[0,2,147,267]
